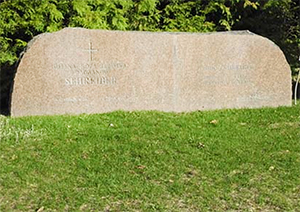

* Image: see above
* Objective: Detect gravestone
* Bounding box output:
[11,28,292,117]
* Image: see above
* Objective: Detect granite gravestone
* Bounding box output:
[11,28,292,116]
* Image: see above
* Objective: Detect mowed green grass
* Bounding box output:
[0,104,299,211]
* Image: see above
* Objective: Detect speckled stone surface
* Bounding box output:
[11,28,292,116]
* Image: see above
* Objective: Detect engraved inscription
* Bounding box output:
[53,61,126,86]
[203,74,249,85]
[204,64,254,71]
[53,61,126,74]
[237,93,271,102]
[63,97,88,103]
[52,42,127,86]
[64,76,116,85]
[202,64,255,85]
[54,97,89,103]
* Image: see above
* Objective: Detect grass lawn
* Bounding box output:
[0,104,299,211]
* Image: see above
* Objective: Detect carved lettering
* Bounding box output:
[201,64,255,85]
[64,77,116,86]
[237,94,271,102]
[204,64,255,71]
[54,61,124,86]
[53,61,126,74]
[65,78,72,85]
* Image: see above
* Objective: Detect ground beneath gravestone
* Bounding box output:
[0,105,299,211]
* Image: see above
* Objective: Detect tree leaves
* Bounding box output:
[0,0,299,75]
[243,0,259,9]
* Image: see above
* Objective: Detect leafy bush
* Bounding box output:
[0,0,299,115]
[0,0,263,66]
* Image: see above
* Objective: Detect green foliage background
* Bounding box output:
[0,0,299,114]
[1,0,299,67]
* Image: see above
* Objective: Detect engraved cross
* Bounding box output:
[83,42,98,62]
